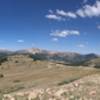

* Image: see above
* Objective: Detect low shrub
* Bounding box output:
[15,60,19,63]
[0,74,4,78]
[13,80,21,83]
[58,78,78,86]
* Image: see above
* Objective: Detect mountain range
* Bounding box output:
[0,48,99,67]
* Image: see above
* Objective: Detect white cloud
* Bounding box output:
[56,10,67,16]
[76,1,100,17]
[76,9,86,18]
[45,14,63,21]
[56,9,77,18]
[97,25,100,29]
[46,9,77,20]
[17,40,24,43]
[66,12,77,18]
[77,44,85,48]
[46,1,100,20]
[51,30,80,38]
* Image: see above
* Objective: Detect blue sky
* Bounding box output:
[0,0,100,54]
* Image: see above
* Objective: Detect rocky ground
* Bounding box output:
[2,74,100,100]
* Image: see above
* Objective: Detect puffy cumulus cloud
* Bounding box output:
[46,1,100,20]
[17,40,24,43]
[56,9,67,16]
[45,14,64,21]
[46,10,77,20]
[50,30,80,38]
[76,9,86,18]
[56,9,77,19]
[76,1,100,17]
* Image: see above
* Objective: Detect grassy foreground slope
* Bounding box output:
[3,74,100,100]
[0,54,100,99]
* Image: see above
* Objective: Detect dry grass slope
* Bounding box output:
[2,74,100,100]
[0,55,100,100]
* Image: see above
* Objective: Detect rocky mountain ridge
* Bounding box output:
[0,48,99,67]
